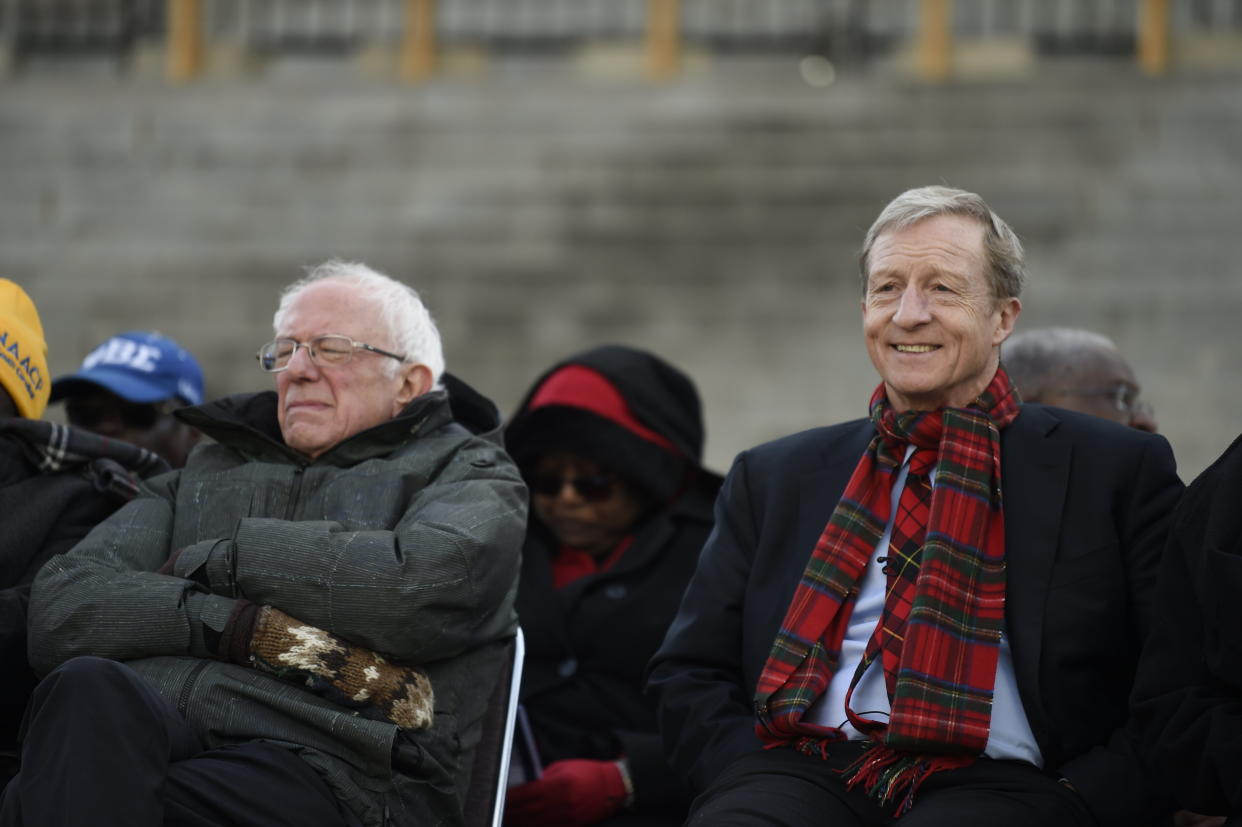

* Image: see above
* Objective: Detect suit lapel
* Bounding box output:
[793,424,875,583]
[777,411,1071,752]
[999,405,1071,745]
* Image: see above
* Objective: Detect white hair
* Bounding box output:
[272,259,445,384]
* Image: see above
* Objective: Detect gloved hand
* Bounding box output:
[505,758,629,827]
[220,602,434,730]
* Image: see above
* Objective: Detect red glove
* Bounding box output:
[505,759,628,826]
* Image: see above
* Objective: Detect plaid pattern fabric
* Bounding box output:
[754,369,1021,813]
[849,448,934,711]
[0,417,167,499]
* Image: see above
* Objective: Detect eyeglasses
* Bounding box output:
[66,397,172,430]
[528,472,618,502]
[1064,383,1153,420]
[256,335,406,373]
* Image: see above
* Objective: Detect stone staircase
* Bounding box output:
[2,56,1240,477]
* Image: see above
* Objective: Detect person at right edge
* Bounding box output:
[648,186,1184,826]
[1133,433,1242,825]
[504,345,722,827]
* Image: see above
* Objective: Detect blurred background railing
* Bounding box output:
[3,0,1241,80]
[2,1,1241,479]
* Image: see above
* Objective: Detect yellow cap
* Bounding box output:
[0,279,50,418]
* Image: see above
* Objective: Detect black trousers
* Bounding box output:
[0,656,362,827]
[687,743,1098,827]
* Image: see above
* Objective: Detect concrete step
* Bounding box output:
[4,59,1241,478]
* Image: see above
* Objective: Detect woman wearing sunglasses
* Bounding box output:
[504,345,722,827]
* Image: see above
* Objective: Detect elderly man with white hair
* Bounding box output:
[2,260,527,827]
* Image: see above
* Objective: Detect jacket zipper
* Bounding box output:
[177,659,211,717]
[284,465,305,521]
[180,469,305,721]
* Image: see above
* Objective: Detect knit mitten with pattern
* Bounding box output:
[222,602,434,730]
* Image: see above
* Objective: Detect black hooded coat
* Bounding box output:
[0,418,168,750]
[506,346,722,821]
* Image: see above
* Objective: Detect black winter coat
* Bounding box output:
[1134,432,1242,816]
[515,474,718,815]
[0,418,168,744]
[507,345,722,819]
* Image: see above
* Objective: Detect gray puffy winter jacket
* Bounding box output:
[29,376,527,826]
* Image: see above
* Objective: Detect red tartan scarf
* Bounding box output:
[754,368,1021,815]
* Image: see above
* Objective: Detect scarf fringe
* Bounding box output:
[793,736,832,760]
[843,744,974,817]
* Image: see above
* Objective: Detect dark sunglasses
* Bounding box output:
[528,473,617,502]
[66,398,169,430]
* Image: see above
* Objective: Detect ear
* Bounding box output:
[992,297,1021,347]
[180,423,202,447]
[392,363,434,414]
[170,423,202,467]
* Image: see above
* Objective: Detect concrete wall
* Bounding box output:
[3,57,1240,479]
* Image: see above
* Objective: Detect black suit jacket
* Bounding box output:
[648,404,1183,826]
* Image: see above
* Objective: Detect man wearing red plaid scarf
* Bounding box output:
[649,186,1184,826]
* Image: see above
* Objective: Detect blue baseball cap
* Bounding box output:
[51,331,204,407]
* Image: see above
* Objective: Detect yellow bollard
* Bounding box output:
[645,0,680,81]
[167,0,204,83]
[1138,0,1171,76]
[917,0,952,82]
[400,0,437,83]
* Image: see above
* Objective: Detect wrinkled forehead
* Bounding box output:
[866,214,990,286]
[278,280,386,340]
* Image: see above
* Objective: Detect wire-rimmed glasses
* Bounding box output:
[256,335,406,373]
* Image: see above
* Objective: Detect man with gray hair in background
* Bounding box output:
[1003,326,1158,433]
[2,260,528,827]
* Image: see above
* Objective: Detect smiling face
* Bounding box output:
[862,213,1020,412]
[275,279,431,459]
